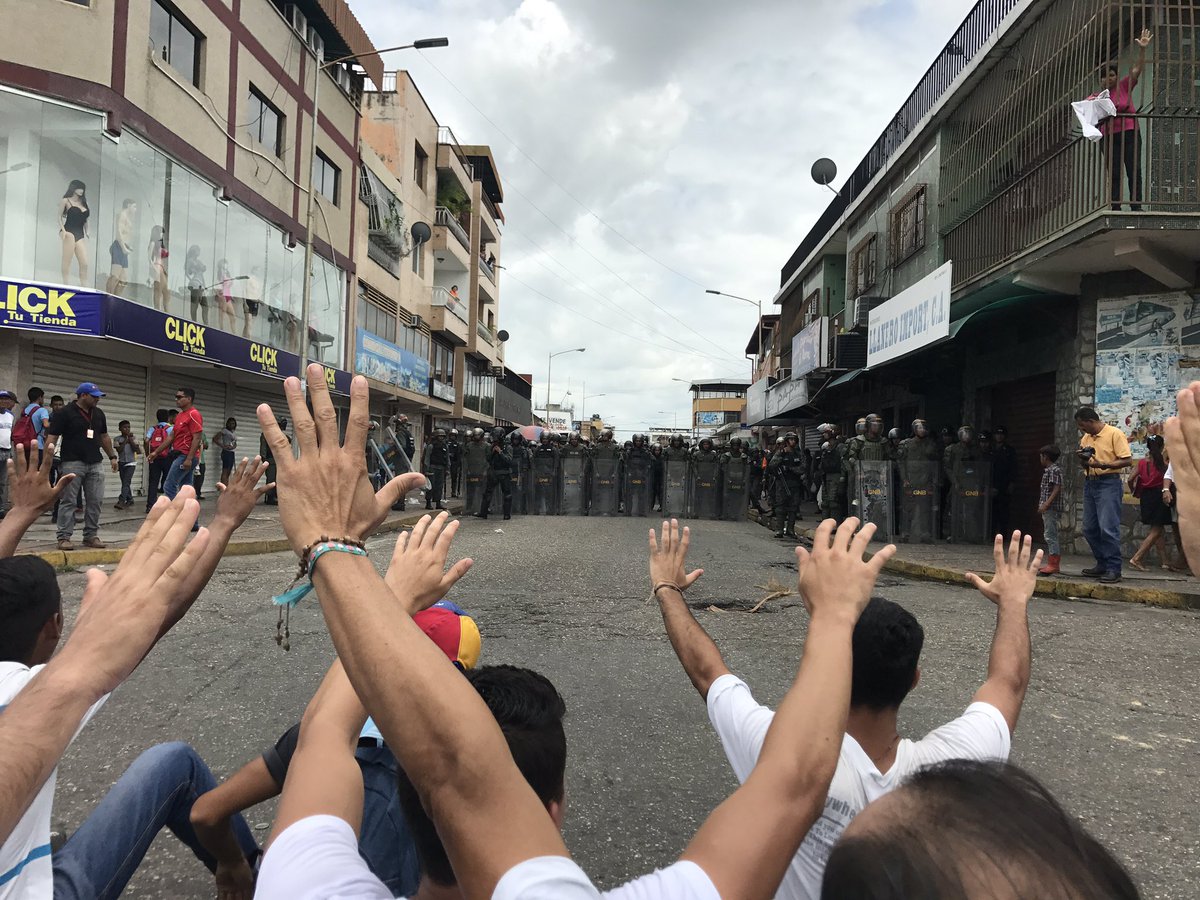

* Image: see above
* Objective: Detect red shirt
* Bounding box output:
[172,406,204,455]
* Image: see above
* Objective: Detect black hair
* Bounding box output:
[226,417,237,428]
[850,598,924,710]
[177,387,196,400]
[121,198,137,208]
[1145,435,1166,472]
[822,759,1139,899]
[50,395,64,404]
[118,420,131,429]
[1075,406,1101,422]
[1039,444,1061,463]
[395,664,568,887]
[156,408,171,422]
[28,387,44,404]
[0,557,62,664]
[63,180,87,204]
[1099,61,1118,79]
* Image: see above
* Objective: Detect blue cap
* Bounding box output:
[75,382,106,397]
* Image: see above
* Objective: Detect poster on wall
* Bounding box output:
[355,328,432,396]
[1094,290,1200,457]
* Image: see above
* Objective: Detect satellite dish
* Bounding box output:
[811,158,838,187]
[497,329,510,342]
[410,222,432,245]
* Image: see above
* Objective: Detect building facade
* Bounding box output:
[755,0,1199,551]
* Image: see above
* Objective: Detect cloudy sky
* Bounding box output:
[354,0,976,436]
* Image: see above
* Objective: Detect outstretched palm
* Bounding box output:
[1136,28,1152,48]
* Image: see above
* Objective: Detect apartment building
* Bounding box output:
[756,0,1199,550]
[687,380,750,444]
[0,0,373,499]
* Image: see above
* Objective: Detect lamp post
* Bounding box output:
[546,347,585,419]
[298,37,449,387]
[706,289,763,382]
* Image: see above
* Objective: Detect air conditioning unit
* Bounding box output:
[306,27,325,61]
[489,366,505,378]
[852,295,887,331]
[284,4,307,36]
[834,332,867,369]
[334,66,353,94]
[409,314,425,330]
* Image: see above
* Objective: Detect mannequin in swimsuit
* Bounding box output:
[147,224,169,312]
[105,199,138,296]
[215,257,238,333]
[58,180,90,286]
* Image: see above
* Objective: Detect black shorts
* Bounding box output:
[109,240,129,268]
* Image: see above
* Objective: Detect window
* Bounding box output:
[357,282,396,343]
[850,234,878,296]
[247,86,283,158]
[413,143,428,190]
[150,0,202,86]
[411,243,424,276]
[313,151,340,205]
[400,322,431,361]
[890,185,927,265]
[432,340,455,384]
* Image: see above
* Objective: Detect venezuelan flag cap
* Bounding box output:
[413,600,481,671]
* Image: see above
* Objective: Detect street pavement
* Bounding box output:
[50,514,1200,898]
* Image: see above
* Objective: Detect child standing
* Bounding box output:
[114,420,141,510]
[1037,445,1063,574]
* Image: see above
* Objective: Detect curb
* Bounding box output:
[30,504,462,570]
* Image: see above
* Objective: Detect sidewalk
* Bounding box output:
[16,488,463,568]
[751,502,1200,611]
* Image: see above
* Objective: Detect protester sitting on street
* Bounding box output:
[1037,445,1064,575]
[253,366,896,900]
[46,383,119,551]
[650,518,1038,899]
[113,419,142,510]
[822,758,1140,897]
[1128,435,1171,571]
[0,458,271,895]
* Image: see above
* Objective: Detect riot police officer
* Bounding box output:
[623,434,655,517]
[846,414,895,536]
[769,432,804,538]
[590,429,622,516]
[461,427,489,516]
[559,432,590,515]
[944,425,989,542]
[447,429,462,497]
[719,437,751,521]
[817,424,847,523]
[530,431,560,515]
[422,428,449,511]
[990,425,1018,536]
[475,427,514,520]
[690,437,722,519]
[650,442,665,511]
[509,432,533,515]
[898,419,940,542]
[662,434,690,517]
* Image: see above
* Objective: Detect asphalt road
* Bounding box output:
[51,514,1200,898]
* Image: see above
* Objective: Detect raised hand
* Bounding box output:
[256,366,417,552]
[7,441,75,517]
[795,518,895,623]
[1135,28,1152,48]
[967,531,1042,606]
[1165,383,1200,571]
[385,511,474,615]
[214,456,272,527]
[649,519,705,592]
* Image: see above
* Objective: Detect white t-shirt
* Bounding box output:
[256,815,603,899]
[0,663,108,900]
[0,409,13,450]
[706,674,1011,900]
[602,861,719,899]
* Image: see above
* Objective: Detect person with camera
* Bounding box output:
[1075,406,1132,583]
[473,427,513,520]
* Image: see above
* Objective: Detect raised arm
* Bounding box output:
[258,367,573,899]
[966,531,1042,734]
[1131,28,1152,82]
[0,442,76,558]
[648,520,729,697]
[1165,383,1200,572]
[680,518,894,900]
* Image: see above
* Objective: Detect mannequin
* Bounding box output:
[106,199,137,296]
[58,180,90,286]
[147,225,169,311]
[215,258,238,333]
[185,245,208,324]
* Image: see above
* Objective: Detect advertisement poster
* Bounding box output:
[1094,291,1200,457]
[1,278,105,336]
[791,317,829,378]
[355,328,432,396]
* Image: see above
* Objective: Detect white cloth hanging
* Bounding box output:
[1072,89,1117,142]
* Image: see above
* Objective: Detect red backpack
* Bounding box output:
[148,423,171,455]
[11,404,40,451]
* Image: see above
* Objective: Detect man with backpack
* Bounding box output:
[14,388,52,466]
[144,409,174,512]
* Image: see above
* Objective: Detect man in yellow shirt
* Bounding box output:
[1075,406,1132,583]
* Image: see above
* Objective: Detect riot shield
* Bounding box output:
[591,455,621,516]
[624,451,654,517]
[662,458,689,518]
[950,459,992,544]
[691,455,722,520]
[530,453,560,515]
[560,453,589,516]
[510,454,530,516]
[855,459,896,541]
[720,457,750,521]
[899,460,940,543]
[461,444,489,516]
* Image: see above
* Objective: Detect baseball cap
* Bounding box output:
[415,600,482,672]
[75,382,106,397]
[0,390,16,401]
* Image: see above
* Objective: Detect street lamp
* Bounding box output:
[546,347,585,413]
[298,37,449,386]
[706,288,763,381]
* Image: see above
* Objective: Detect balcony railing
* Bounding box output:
[435,207,470,253]
[478,256,496,284]
[476,320,496,345]
[943,114,1200,289]
[437,126,475,180]
[431,286,468,325]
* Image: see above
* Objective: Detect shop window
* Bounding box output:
[890,185,926,265]
[851,234,878,296]
[313,151,340,205]
[150,0,202,87]
[247,86,283,158]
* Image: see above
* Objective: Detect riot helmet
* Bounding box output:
[568,432,581,446]
[855,417,867,436]
[491,427,506,443]
[669,434,684,449]
[865,414,884,439]
[911,419,928,438]
[510,432,524,446]
[957,425,975,444]
[601,429,614,443]
[539,431,553,445]
[433,428,446,441]
[729,437,743,453]
[449,428,460,438]
[699,437,714,452]
[887,427,901,442]
[784,431,799,447]
[471,427,485,441]
[632,433,645,447]
[978,429,992,446]
[821,441,832,451]
[817,422,834,436]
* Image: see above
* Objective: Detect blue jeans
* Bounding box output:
[163,453,196,500]
[52,742,259,900]
[1042,510,1060,556]
[1083,475,1123,573]
[56,461,105,541]
[356,745,421,896]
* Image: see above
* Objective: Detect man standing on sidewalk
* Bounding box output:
[163,387,203,502]
[47,383,119,550]
[0,390,15,517]
[1075,406,1131,583]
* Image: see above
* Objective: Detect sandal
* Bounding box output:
[1128,557,1147,572]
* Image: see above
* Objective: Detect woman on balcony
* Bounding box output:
[1092,28,1152,211]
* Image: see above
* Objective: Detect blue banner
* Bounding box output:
[355,328,432,396]
[0,279,105,336]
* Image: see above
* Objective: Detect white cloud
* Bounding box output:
[354,0,976,436]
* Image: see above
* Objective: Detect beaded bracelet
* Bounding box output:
[272,540,369,651]
[651,582,684,599]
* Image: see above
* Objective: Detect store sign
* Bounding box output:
[697,411,722,426]
[791,317,829,378]
[767,376,808,418]
[320,365,353,396]
[430,379,456,403]
[0,279,104,336]
[867,261,951,367]
[746,377,769,425]
[354,328,432,396]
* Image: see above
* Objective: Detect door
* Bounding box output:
[988,372,1056,541]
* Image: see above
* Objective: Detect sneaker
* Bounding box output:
[57,539,75,551]
[83,537,106,549]
[1099,571,1122,584]
[1081,565,1105,577]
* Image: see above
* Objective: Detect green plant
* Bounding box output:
[436,171,471,218]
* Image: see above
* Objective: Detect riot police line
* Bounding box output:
[417,426,760,520]
[783,416,995,544]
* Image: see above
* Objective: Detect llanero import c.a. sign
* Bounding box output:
[867,261,951,368]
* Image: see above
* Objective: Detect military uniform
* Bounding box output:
[944,432,988,542]
[590,433,622,516]
[529,436,559,515]
[623,436,655,517]
[461,432,490,516]
[447,433,462,497]
[719,441,751,521]
[818,438,847,522]
[769,438,805,537]
[422,432,449,510]
[690,440,722,519]
[898,432,940,542]
[559,436,590,515]
[509,436,533,515]
[475,437,514,520]
[662,438,690,517]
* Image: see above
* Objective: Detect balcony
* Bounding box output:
[943,115,1200,292]
[435,207,470,253]
[468,317,503,366]
[429,286,470,346]
[476,319,496,345]
[479,256,496,284]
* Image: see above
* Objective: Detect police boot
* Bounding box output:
[503,496,513,520]
[474,499,489,519]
